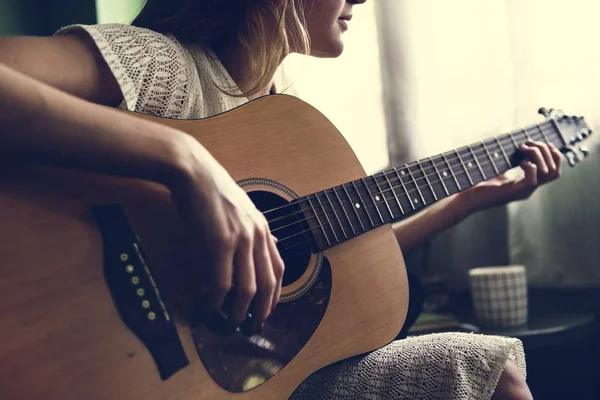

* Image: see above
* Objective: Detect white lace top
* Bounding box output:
[57,23,249,119]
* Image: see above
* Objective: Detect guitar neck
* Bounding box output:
[301,119,565,251]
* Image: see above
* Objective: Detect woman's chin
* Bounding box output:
[310,39,345,58]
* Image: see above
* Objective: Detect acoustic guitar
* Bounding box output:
[0,95,592,399]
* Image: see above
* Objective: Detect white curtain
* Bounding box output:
[376,0,600,289]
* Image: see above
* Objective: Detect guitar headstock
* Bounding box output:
[539,107,593,167]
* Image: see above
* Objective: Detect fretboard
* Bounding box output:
[302,119,565,251]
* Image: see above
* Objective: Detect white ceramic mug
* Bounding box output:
[468,265,528,328]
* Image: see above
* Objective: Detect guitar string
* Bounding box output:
[273,128,560,246]
[262,124,559,225]
[259,121,559,220]
[274,129,564,253]
[269,127,560,234]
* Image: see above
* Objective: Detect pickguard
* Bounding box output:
[191,258,332,393]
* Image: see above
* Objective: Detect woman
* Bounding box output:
[0,0,561,398]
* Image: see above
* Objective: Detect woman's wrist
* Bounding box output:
[449,190,477,224]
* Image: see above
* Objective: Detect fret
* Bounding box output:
[494,136,512,167]
[455,150,474,186]
[442,153,462,191]
[522,128,532,141]
[537,124,550,144]
[332,187,357,235]
[509,131,522,148]
[373,173,395,220]
[350,181,375,227]
[393,167,415,211]
[306,195,331,247]
[533,126,546,142]
[361,177,384,223]
[382,170,405,215]
[341,184,366,232]
[417,161,438,201]
[429,156,450,196]
[403,164,426,208]
[459,147,485,184]
[324,190,348,240]
[545,121,564,148]
[400,164,425,210]
[481,140,500,175]
[349,181,376,228]
[407,163,435,205]
[472,142,496,179]
[316,191,341,243]
[468,144,487,180]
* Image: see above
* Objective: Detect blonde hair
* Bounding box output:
[133,0,310,97]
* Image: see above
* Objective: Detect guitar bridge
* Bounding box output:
[91,203,188,380]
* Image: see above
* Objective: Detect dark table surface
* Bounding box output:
[413,287,599,351]
[459,311,596,350]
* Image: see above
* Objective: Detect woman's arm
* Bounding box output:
[0,34,122,104]
[0,62,190,184]
[0,35,283,330]
[392,194,468,252]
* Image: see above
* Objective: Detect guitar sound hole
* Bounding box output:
[247,190,313,287]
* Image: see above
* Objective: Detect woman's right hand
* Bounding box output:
[0,46,284,332]
[168,137,285,334]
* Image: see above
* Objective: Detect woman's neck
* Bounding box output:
[213,43,277,101]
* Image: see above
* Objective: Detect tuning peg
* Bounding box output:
[579,145,590,158]
[557,115,570,123]
[566,150,578,167]
[538,107,551,117]
[569,136,578,145]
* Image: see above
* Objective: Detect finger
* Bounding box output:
[517,160,538,192]
[267,234,285,312]
[527,140,556,178]
[549,144,563,177]
[520,142,548,176]
[208,219,235,312]
[253,228,277,333]
[230,226,256,325]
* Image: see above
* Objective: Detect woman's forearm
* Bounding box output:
[392,193,470,251]
[0,63,193,186]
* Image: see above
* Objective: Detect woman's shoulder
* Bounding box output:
[56,23,207,117]
[55,23,192,64]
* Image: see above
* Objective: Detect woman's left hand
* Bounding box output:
[458,140,563,215]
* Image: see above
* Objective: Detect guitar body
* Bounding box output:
[0,95,408,399]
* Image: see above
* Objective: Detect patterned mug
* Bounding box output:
[468,265,528,328]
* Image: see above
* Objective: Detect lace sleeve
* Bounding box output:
[55,23,198,119]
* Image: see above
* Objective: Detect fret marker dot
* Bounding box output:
[401,171,406,176]
[494,152,499,158]
[467,162,473,168]
[443,171,448,177]
[355,203,361,209]
[414,198,419,204]
[375,196,381,201]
